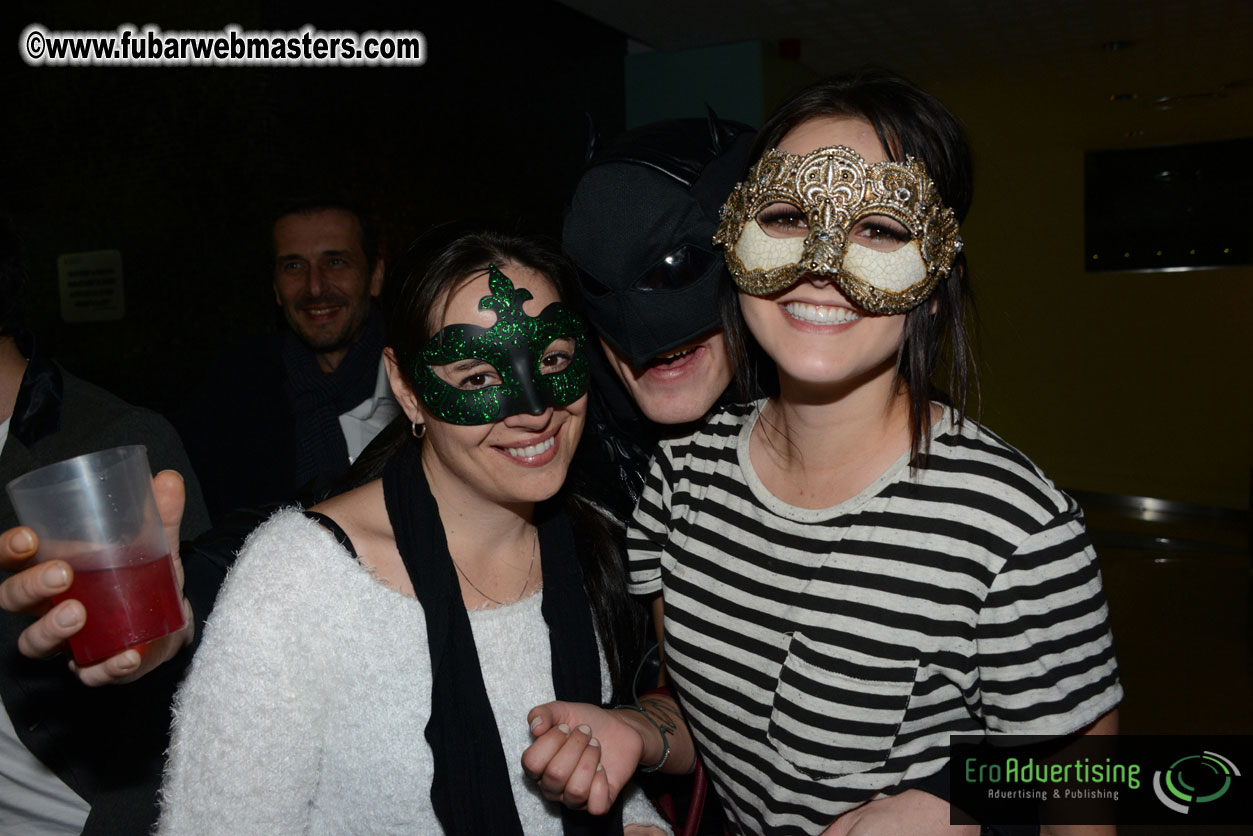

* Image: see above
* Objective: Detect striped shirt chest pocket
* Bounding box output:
[767,631,918,779]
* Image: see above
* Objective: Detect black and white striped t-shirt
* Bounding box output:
[627,401,1122,836]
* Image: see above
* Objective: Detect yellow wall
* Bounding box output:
[930,78,1253,509]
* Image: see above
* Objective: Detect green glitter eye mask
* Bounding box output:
[413,264,589,426]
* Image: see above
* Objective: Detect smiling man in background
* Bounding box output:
[175,196,398,520]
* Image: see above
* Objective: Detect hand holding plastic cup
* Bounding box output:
[5,445,186,666]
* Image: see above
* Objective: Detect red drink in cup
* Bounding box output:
[53,548,185,666]
[6,446,186,666]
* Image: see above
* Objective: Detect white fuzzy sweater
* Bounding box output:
[157,510,668,835]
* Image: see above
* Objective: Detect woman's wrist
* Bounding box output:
[614,689,693,775]
[614,703,672,772]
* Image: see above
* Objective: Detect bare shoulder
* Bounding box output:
[311,479,384,529]
[310,480,412,596]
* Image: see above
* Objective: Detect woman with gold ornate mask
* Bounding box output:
[526,69,1122,836]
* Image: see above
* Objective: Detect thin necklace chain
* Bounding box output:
[452,528,537,606]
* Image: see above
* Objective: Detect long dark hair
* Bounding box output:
[728,67,978,463]
[346,221,644,698]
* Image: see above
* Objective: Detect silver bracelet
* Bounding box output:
[615,703,673,773]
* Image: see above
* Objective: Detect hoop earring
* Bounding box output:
[411,421,426,439]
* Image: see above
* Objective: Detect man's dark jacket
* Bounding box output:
[0,332,211,835]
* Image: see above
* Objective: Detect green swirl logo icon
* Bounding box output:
[1153,751,1240,814]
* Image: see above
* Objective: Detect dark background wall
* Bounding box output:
[2,0,626,413]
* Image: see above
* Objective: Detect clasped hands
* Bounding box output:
[523,699,977,836]
[523,700,647,814]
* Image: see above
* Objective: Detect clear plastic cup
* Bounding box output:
[5,445,186,665]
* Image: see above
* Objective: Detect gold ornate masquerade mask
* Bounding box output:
[713,145,962,314]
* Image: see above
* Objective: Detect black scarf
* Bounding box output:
[284,305,386,488]
[381,442,623,836]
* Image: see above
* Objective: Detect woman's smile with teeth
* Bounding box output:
[505,436,555,458]
[784,301,861,325]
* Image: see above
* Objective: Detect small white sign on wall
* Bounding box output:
[57,250,125,322]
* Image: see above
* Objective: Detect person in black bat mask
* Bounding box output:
[563,115,758,522]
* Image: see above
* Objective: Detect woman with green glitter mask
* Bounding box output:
[156,225,670,836]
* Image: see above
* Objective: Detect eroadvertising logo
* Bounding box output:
[1152,750,1240,814]
[950,735,1251,826]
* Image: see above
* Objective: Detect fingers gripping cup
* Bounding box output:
[5,445,186,666]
